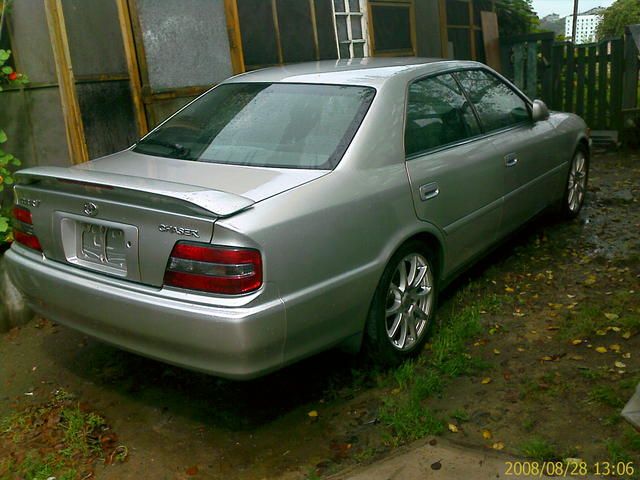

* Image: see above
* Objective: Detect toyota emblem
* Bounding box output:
[83,202,98,217]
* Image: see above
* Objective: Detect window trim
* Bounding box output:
[403,66,534,161]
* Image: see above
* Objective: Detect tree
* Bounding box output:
[495,0,540,37]
[597,0,640,39]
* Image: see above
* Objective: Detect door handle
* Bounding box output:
[419,182,439,201]
[505,153,519,167]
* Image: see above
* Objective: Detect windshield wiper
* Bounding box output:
[137,138,191,158]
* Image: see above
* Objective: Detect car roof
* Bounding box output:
[225,57,485,88]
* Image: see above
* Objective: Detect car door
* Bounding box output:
[404,73,503,275]
[455,69,563,235]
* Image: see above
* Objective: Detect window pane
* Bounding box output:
[353,42,364,57]
[446,0,470,26]
[348,0,360,12]
[371,5,412,52]
[339,42,350,58]
[405,74,481,156]
[336,15,348,41]
[350,15,363,40]
[333,0,345,12]
[456,70,530,132]
[134,83,375,169]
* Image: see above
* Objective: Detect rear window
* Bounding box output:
[133,83,375,169]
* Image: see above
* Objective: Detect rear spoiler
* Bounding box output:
[15,166,255,218]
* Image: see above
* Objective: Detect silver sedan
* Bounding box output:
[6,58,590,379]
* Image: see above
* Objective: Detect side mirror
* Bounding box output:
[532,99,550,122]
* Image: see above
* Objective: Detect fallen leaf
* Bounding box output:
[572,339,583,345]
[540,356,553,361]
[186,466,199,476]
[505,286,515,293]
[448,423,459,433]
[481,377,492,384]
[610,344,621,352]
[308,410,319,418]
[596,329,607,336]
[615,361,627,369]
[604,313,619,321]
[493,349,501,355]
[482,429,492,439]
[569,355,584,360]
[584,275,596,286]
[622,332,632,340]
[610,326,621,332]
[492,442,505,450]
[595,347,608,353]
[623,353,631,359]
[517,347,526,352]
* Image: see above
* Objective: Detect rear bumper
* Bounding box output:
[5,246,286,379]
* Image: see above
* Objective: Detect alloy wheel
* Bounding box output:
[384,253,434,351]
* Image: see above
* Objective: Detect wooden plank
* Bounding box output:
[540,37,553,104]
[481,11,500,71]
[550,43,564,110]
[308,0,320,61]
[126,0,150,95]
[44,0,88,164]
[610,37,624,130]
[468,0,476,60]
[115,0,148,137]
[223,0,246,74]
[513,43,524,91]
[271,0,284,64]
[525,41,537,99]
[597,41,608,129]
[575,46,586,118]
[564,43,575,113]
[586,44,597,127]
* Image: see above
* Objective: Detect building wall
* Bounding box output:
[0,0,69,169]
[565,14,601,44]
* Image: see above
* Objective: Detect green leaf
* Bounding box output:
[0,217,9,233]
[0,153,13,166]
[0,49,10,61]
[1,65,13,74]
[4,177,14,185]
[0,130,6,144]
[11,157,21,166]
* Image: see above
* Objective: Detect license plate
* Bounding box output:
[79,222,127,271]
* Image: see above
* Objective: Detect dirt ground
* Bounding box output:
[1,150,639,479]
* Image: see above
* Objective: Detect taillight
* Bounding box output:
[11,205,42,252]
[163,242,263,295]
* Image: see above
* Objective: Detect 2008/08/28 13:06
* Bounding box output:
[505,460,636,477]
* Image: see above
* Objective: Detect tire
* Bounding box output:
[364,241,437,366]
[561,146,589,219]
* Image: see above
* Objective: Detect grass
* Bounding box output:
[379,288,487,445]
[519,438,561,461]
[588,386,625,408]
[0,389,123,480]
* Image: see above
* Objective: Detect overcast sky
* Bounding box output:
[531,0,614,18]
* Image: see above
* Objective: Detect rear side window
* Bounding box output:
[405,73,481,157]
[133,83,375,170]
[455,70,530,132]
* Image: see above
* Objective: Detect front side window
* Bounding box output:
[455,70,530,132]
[134,83,375,170]
[405,73,481,157]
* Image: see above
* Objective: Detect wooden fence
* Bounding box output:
[500,29,640,133]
